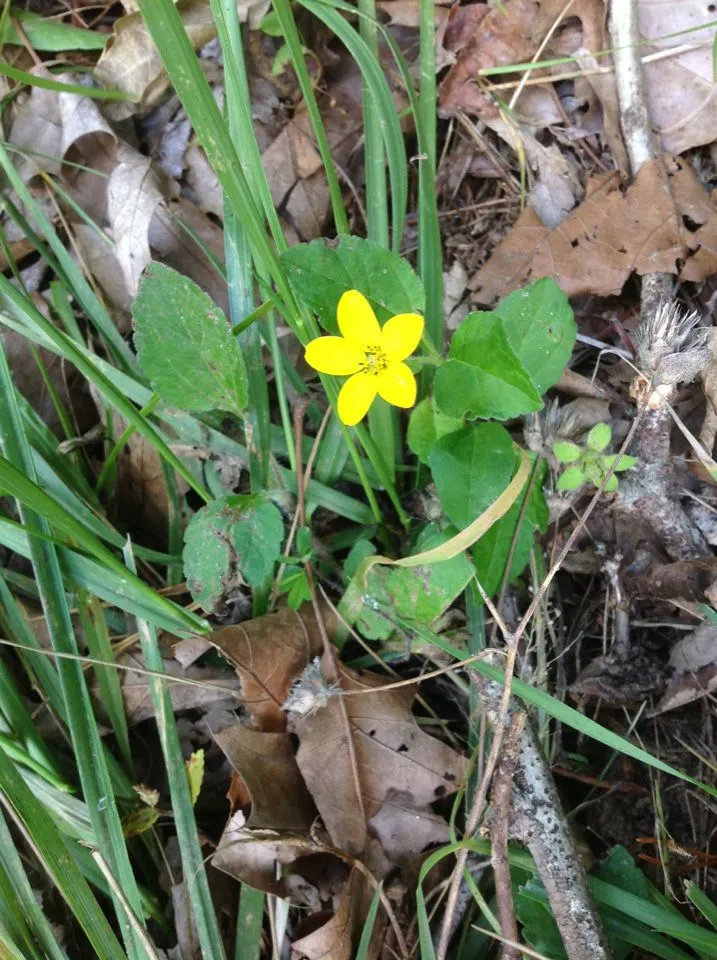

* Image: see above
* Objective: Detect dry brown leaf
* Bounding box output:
[637,1,717,155]
[74,224,132,314]
[438,0,604,119]
[94,4,218,120]
[9,78,115,181]
[117,648,240,725]
[291,666,466,859]
[108,144,165,297]
[470,157,717,303]
[208,608,325,732]
[654,625,717,714]
[291,869,371,960]
[368,789,451,865]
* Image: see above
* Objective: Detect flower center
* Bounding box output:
[360,345,388,376]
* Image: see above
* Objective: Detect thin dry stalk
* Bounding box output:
[490,712,526,959]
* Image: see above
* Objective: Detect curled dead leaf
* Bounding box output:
[654,625,717,715]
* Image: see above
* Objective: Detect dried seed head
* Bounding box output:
[282,658,341,716]
[634,301,708,387]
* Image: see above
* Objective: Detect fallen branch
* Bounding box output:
[472,653,612,960]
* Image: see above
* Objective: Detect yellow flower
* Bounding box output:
[304,290,424,426]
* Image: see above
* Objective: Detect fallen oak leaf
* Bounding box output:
[289,665,466,861]
[208,607,326,732]
[653,624,717,715]
[471,157,717,302]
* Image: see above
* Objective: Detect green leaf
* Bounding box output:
[259,10,283,35]
[6,9,106,50]
[553,440,582,463]
[594,847,650,901]
[495,277,576,393]
[358,524,474,639]
[517,880,567,960]
[186,750,205,806]
[587,422,612,452]
[183,495,284,610]
[602,453,637,473]
[557,465,586,491]
[428,423,516,529]
[407,397,463,464]
[604,473,619,492]
[133,262,248,416]
[472,459,548,596]
[280,235,424,334]
[435,313,542,420]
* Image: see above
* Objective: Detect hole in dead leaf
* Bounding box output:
[444,772,456,781]
[570,238,579,248]
[397,743,409,753]
[618,246,628,254]
[434,785,446,797]
[682,213,702,233]
[709,4,716,12]
[369,729,376,738]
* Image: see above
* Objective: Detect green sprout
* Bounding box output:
[553,423,637,493]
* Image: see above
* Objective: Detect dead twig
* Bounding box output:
[490,712,526,959]
[473,654,613,960]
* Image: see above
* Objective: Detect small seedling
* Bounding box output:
[553,423,637,493]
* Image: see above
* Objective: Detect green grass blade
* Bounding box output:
[0,518,207,637]
[235,885,264,960]
[417,0,443,354]
[124,542,227,960]
[0,145,135,370]
[683,881,717,931]
[0,657,63,783]
[356,882,382,960]
[0,60,128,98]
[0,457,202,634]
[270,0,349,236]
[0,343,146,958]
[0,274,211,505]
[0,809,69,960]
[299,0,407,252]
[0,747,128,960]
[133,0,314,346]
[77,596,133,774]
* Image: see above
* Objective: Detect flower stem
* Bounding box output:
[354,423,410,528]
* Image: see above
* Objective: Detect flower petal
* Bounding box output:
[337,372,378,426]
[380,313,424,361]
[377,361,417,409]
[305,336,363,375]
[337,289,381,348]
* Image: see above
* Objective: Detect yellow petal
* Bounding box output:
[337,289,381,349]
[377,362,417,409]
[380,313,424,361]
[305,337,363,375]
[337,372,378,426]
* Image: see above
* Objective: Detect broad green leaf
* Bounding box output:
[280,235,424,334]
[428,423,516,529]
[183,495,283,610]
[358,524,474,639]
[553,440,581,463]
[434,313,542,420]
[6,9,106,50]
[133,262,248,416]
[588,422,612,452]
[517,880,566,960]
[557,465,586,490]
[407,396,463,464]
[494,277,576,393]
[472,459,548,596]
[594,847,650,901]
